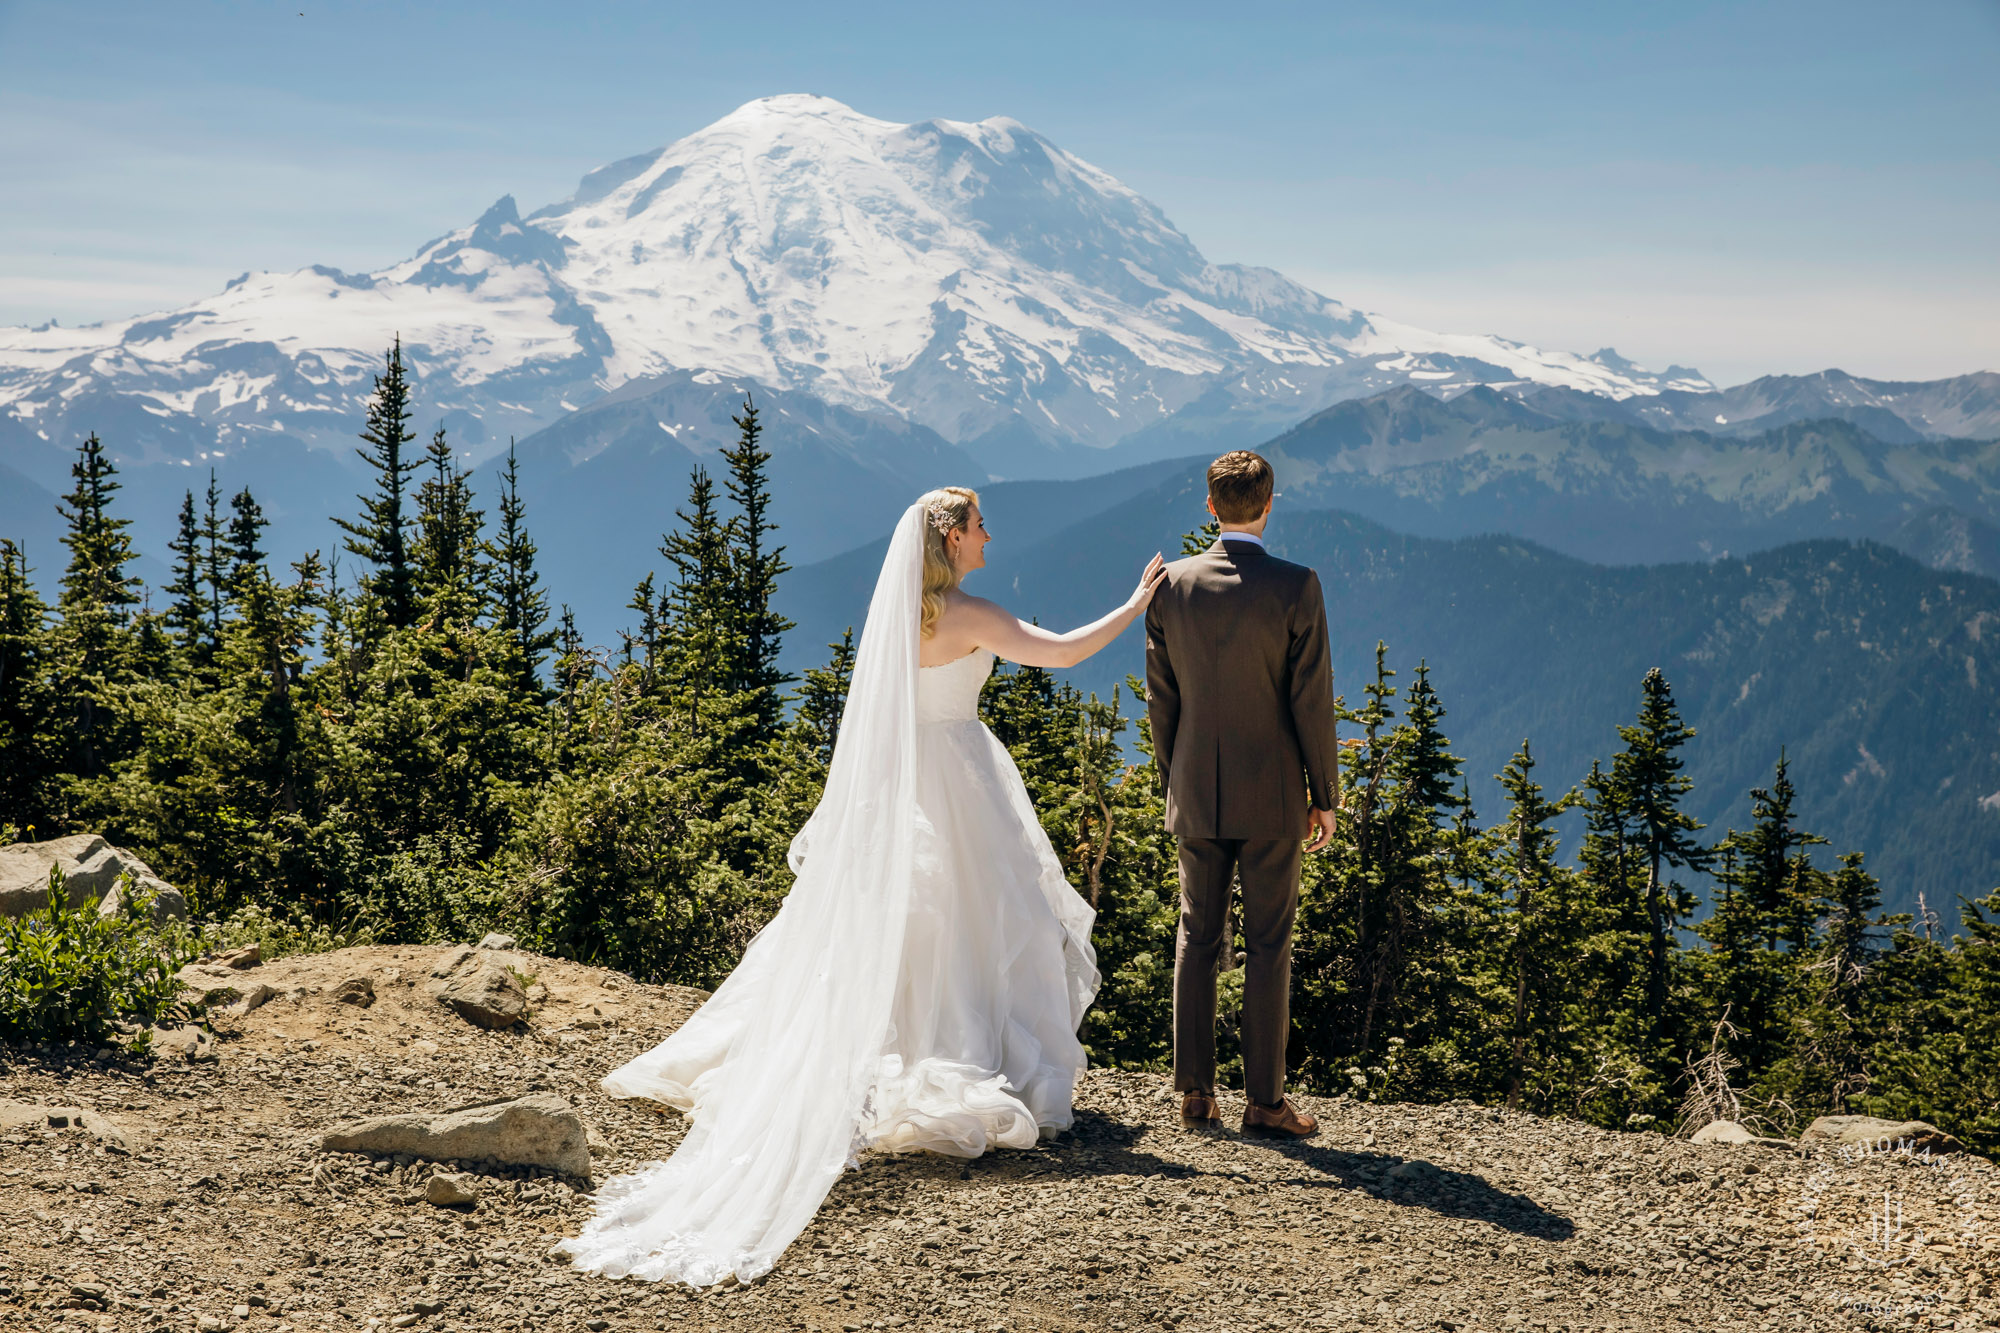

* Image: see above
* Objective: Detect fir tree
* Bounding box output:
[658,467,735,736]
[226,486,269,598]
[793,628,855,767]
[165,489,215,667]
[0,540,58,830]
[336,338,421,628]
[720,396,793,738]
[55,432,140,779]
[412,425,484,618]
[1608,668,1709,1039]
[1496,739,1577,1110]
[201,471,227,645]
[488,443,554,699]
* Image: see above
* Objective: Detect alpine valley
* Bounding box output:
[3,94,1998,919]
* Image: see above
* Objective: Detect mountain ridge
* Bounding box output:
[0,93,1715,488]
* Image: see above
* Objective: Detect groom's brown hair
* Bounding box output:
[1207,450,1274,524]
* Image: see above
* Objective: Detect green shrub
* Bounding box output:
[189,899,379,962]
[0,866,198,1047]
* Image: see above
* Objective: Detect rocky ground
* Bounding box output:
[1,943,1994,1333]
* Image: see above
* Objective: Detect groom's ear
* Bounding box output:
[1205,495,1217,519]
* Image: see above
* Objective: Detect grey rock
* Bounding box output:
[1800,1114,1961,1155]
[477,932,518,950]
[319,1093,590,1177]
[230,982,278,1015]
[206,943,263,970]
[332,976,375,1007]
[425,1170,480,1207]
[433,959,527,1029]
[0,833,185,921]
[430,945,477,978]
[150,1024,218,1062]
[0,1100,142,1152]
[175,964,248,1008]
[1689,1120,1792,1148]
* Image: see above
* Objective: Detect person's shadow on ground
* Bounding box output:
[854,1108,1573,1242]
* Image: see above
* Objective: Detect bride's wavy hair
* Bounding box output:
[917,486,981,639]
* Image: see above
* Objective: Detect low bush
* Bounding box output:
[0,867,199,1047]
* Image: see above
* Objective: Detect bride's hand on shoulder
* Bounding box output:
[1126,553,1168,613]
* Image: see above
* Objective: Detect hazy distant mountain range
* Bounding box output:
[777,468,2000,926]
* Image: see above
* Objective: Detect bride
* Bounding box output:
[558,486,1167,1286]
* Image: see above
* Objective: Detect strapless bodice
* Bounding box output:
[916,647,994,723]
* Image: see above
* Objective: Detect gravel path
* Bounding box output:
[1,945,1993,1332]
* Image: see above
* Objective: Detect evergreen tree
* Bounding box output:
[658,467,736,736]
[793,628,855,767]
[720,396,793,738]
[164,490,215,667]
[0,540,58,831]
[412,425,484,618]
[225,486,269,598]
[335,338,420,628]
[54,432,140,780]
[1703,756,1830,1076]
[1495,740,1581,1111]
[200,471,227,646]
[488,443,554,699]
[1608,668,1709,1042]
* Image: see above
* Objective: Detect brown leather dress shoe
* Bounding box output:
[1242,1095,1318,1138]
[1180,1089,1221,1130]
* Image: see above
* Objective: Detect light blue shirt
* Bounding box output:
[1218,530,1264,548]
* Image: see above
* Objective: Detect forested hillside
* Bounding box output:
[781,466,2000,925]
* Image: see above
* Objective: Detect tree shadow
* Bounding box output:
[857,1108,1574,1242]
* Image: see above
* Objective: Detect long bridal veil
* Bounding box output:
[557,503,927,1285]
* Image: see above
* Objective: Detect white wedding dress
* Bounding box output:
[558,505,1099,1286]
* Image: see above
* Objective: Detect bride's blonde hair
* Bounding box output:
[917,486,980,639]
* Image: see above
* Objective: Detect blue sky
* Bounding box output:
[2,0,1995,387]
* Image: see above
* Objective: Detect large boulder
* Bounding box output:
[1800,1114,1962,1155]
[0,834,186,922]
[319,1093,590,1177]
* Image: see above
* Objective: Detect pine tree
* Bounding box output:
[226,486,269,598]
[201,471,227,645]
[335,338,420,628]
[720,396,793,739]
[165,489,215,667]
[1496,739,1578,1110]
[1705,755,1830,1076]
[54,432,140,779]
[412,425,485,618]
[0,540,58,831]
[658,467,736,736]
[1608,668,1709,1041]
[793,628,854,767]
[488,443,554,699]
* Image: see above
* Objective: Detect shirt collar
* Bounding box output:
[1218,530,1265,548]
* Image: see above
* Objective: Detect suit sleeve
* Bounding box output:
[1144,591,1180,799]
[1286,569,1340,810]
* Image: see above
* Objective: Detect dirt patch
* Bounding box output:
[1,945,1994,1332]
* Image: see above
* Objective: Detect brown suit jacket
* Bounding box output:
[1145,537,1339,838]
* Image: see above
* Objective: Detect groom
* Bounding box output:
[1144,449,1339,1138]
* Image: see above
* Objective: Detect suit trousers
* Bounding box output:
[1172,836,1303,1105]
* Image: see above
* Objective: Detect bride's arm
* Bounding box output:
[960,554,1167,670]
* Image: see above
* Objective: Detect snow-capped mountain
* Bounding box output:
[0,94,1715,488]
